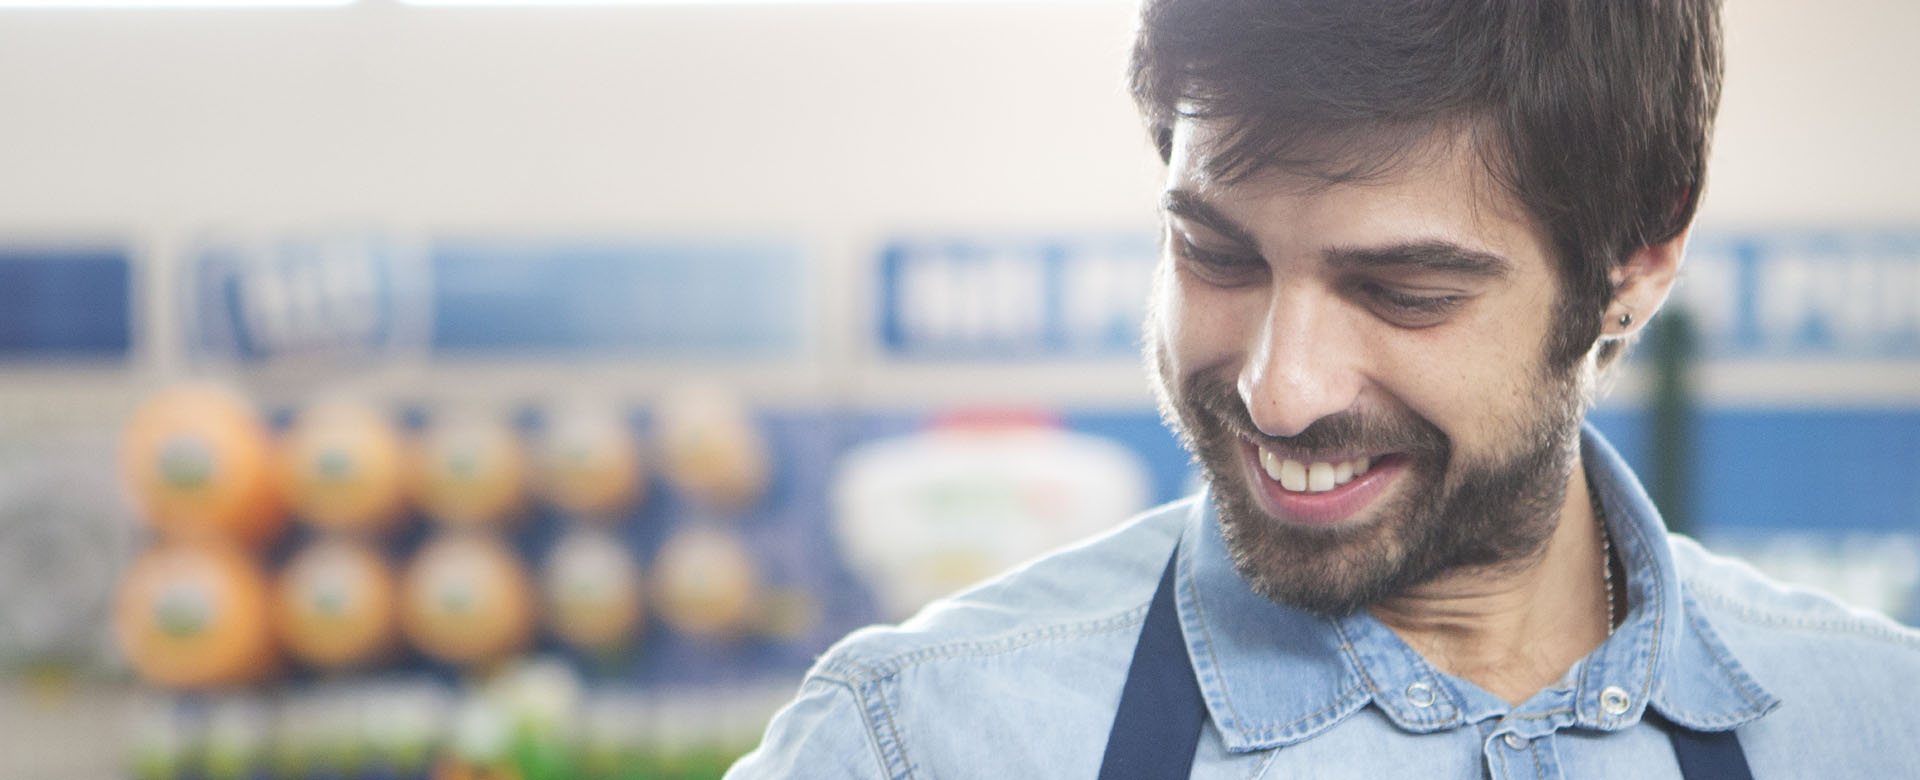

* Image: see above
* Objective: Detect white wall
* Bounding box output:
[1,1,1913,229]
[1712,0,1920,223]
[0,2,1159,232]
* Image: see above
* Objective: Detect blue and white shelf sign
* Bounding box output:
[184,235,430,364]
[875,228,1920,361]
[1677,229,1920,358]
[877,234,1160,359]
[429,240,808,358]
[0,245,132,360]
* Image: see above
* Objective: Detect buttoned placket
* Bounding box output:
[1477,685,1644,780]
[1478,694,1578,780]
[1376,657,1592,780]
[1336,599,1652,780]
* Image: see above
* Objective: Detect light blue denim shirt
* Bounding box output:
[729,427,1920,778]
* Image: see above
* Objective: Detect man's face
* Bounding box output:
[1148,121,1589,616]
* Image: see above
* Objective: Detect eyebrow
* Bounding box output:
[1161,188,1513,280]
[1160,189,1258,248]
[1325,242,1514,279]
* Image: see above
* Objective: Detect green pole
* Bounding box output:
[1649,307,1697,536]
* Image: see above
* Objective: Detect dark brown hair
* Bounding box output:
[1130,0,1723,370]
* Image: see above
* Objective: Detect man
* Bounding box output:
[731,0,1920,777]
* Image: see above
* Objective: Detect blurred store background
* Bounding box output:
[0,1,1915,778]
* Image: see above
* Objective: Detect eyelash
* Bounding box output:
[1361,282,1464,318]
[1172,234,1468,323]
[1171,235,1264,281]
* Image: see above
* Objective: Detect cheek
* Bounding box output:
[1374,289,1560,448]
[1157,267,1259,379]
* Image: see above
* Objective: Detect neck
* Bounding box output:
[1368,456,1613,706]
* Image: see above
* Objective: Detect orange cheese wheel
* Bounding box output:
[399,534,534,667]
[274,538,397,669]
[536,406,643,521]
[655,387,770,511]
[120,385,283,545]
[652,526,759,642]
[280,401,408,535]
[114,539,276,689]
[541,529,643,651]
[412,418,528,529]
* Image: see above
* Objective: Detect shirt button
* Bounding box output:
[1503,733,1529,750]
[1600,686,1632,715]
[1405,681,1435,708]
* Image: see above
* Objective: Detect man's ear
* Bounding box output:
[1604,226,1691,339]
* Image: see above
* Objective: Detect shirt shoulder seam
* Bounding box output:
[1683,578,1920,651]
[808,605,1152,780]
[794,674,913,780]
[1661,603,1777,726]
[824,603,1153,682]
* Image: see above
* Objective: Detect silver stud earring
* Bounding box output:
[1617,312,1633,329]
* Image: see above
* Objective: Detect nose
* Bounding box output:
[1237,288,1362,438]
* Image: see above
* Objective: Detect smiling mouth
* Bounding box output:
[1255,447,1377,494]
[1236,436,1410,527]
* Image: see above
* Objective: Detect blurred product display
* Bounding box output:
[0,418,130,674]
[102,383,836,779]
[650,525,761,644]
[120,385,285,546]
[655,386,771,512]
[198,694,270,780]
[274,538,399,670]
[541,528,645,654]
[399,532,537,668]
[832,416,1153,620]
[412,415,531,530]
[114,538,277,690]
[279,400,411,536]
[536,404,646,523]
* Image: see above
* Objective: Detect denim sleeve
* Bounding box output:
[724,677,893,780]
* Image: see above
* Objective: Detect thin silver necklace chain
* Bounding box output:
[1596,494,1617,637]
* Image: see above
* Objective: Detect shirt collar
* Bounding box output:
[1579,424,1780,731]
[1175,422,1779,753]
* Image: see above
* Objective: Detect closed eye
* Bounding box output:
[1356,281,1468,326]
[1170,233,1266,286]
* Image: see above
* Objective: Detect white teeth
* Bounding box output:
[1307,462,1335,492]
[1259,446,1285,482]
[1279,459,1307,492]
[1256,446,1379,494]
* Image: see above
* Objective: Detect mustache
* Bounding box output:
[1183,373,1448,459]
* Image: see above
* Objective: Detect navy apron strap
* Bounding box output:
[1096,546,1206,780]
[1668,722,1757,780]
[1097,546,1757,780]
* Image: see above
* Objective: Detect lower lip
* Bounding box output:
[1239,441,1407,527]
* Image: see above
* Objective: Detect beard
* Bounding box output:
[1148,338,1586,617]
